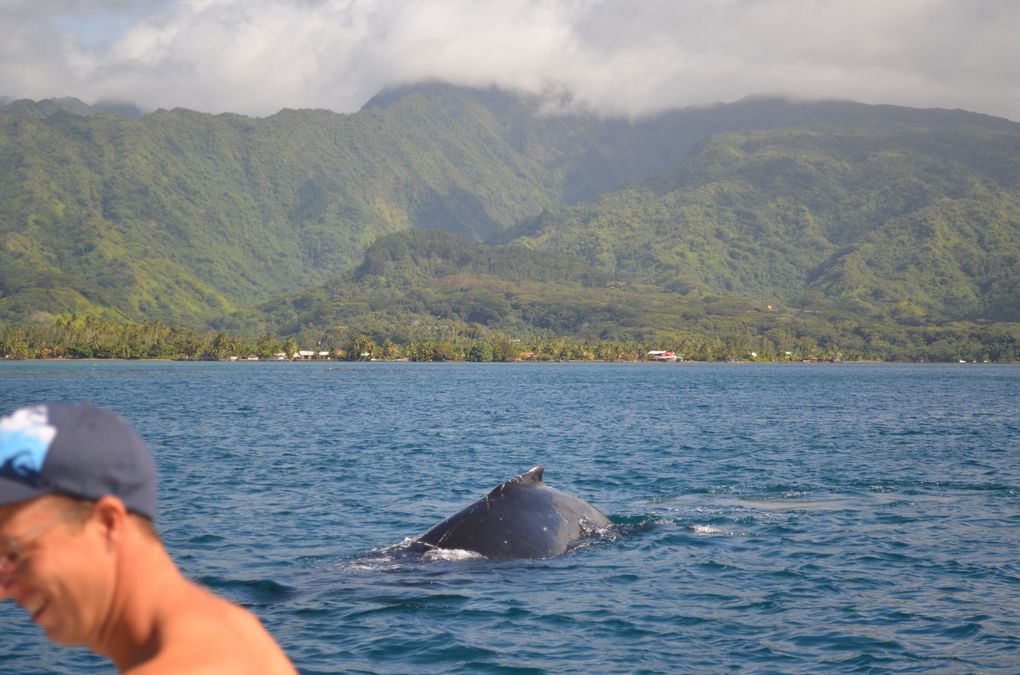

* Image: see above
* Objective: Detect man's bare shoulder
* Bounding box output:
[126,583,297,674]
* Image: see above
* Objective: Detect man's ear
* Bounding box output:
[91,495,129,546]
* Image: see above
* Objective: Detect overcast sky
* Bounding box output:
[2,0,1019,121]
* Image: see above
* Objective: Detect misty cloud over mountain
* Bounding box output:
[2,1,1019,120]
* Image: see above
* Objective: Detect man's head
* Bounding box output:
[0,494,117,644]
[0,403,159,645]
[0,402,157,519]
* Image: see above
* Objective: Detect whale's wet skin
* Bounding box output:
[409,466,611,560]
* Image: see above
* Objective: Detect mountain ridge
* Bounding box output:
[1,83,1018,359]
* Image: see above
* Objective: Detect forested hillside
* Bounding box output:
[0,92,554,322]
[216,228,1017,362]
[2,83,1019,360]
[512,126,1020,323]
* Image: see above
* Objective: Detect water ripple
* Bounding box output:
[0,362,1017,672]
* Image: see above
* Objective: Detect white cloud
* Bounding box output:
[1,0,1018,120]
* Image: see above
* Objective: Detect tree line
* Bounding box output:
[2,316,1016,363]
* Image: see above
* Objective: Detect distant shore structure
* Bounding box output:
[646,350,681,363]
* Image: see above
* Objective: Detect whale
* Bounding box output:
[413,466,611,560]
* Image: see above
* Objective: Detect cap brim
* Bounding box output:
[0,476,47,508]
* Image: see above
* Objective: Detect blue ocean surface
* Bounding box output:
[0,361,1018,673]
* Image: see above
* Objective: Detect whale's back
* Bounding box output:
[416,466,610,559]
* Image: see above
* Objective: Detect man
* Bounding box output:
[0,402,297,674]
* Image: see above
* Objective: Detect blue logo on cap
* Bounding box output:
[0,405,57,483]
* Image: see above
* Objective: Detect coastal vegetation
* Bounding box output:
[3,312,1015,363]
[1,85,1019,362]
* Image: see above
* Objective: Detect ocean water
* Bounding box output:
[0,361,1017,674]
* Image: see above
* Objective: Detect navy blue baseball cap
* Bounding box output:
[0,402,157,519]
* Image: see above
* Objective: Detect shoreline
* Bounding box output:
[2,357,1011,365]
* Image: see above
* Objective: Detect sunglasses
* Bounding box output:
[0,505,91,568]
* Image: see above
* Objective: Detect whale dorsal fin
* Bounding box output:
[490,466,545,497]
[518,466,544,485]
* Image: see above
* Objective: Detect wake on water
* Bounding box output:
[339,494,861,573]
[342,520,627,572]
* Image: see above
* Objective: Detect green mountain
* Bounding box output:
[0,94,552,322]
[229,227,1018,363]
[2,83,1019,360]
[511,125,1020,323]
